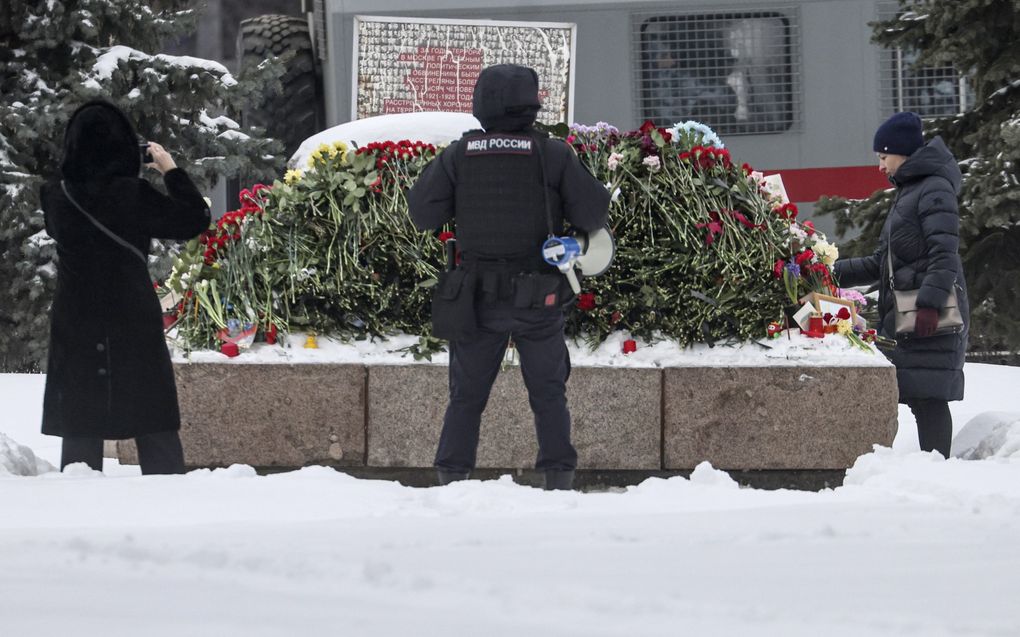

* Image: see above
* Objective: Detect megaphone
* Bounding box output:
[572,226,616,277]
[541,226,616,294]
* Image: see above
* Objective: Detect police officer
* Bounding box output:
[407,64,610,491]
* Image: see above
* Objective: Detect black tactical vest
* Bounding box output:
[453,130,556,262]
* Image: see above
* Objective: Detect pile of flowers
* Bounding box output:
[559,119,837,347]
[165,120,845,354]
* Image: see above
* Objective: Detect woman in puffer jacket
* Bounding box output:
[835,112,969,458]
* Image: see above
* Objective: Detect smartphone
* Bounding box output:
[139,142,153,164]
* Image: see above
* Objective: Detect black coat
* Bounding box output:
[41,101,210,439]
[407,132,609,241]
[835,137,969,402]
[408,65,609,240]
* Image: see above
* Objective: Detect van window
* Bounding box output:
[636,11,799,135]
[877,3,973,118]
[883,49,973,118]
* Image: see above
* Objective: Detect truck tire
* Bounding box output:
[238,14,324,160]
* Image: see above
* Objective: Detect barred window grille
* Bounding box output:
[878,4,972,117]
[633,9,800,135]
[883,48,972,118]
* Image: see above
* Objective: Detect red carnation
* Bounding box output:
[773,259,785,278]
[696,211,724,245]
[775,203,799,220]
[795,249,815,266]
[622,339,637,354]
[576,293,596,312]
[438,231,455,243]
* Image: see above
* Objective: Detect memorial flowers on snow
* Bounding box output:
[161,118,866,356]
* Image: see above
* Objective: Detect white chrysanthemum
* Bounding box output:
[668,120,724,149]
[814,240,840,266]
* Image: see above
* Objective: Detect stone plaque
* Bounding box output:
[352,15,575,124]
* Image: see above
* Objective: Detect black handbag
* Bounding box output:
[430,267,477,341]
[887,248,964,338]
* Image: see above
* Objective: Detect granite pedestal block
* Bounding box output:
[119,363,366,468]
[663,366,898,470]
[117,360,897,474]
[366,365,661,469]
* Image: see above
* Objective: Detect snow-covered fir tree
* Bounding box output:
[0,0,284,371]
[817,0,1020,354]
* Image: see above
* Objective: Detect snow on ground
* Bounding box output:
[2,362,1020,635]
[0,432,53,476]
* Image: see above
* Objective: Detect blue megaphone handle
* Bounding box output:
[541,236,582,267]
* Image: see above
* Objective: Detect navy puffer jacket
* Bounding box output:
[835,136,969,402]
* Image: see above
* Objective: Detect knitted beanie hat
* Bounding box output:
[873,111,924,156]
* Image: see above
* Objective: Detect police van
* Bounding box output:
[239,0,969,228]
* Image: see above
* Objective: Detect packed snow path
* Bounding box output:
[2,367,1019,635]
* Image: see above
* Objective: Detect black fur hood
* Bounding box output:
[60,99,141,182]
[471,64,542,132]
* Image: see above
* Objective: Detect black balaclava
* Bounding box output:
[471,64,542,133]
[60,100,141,182]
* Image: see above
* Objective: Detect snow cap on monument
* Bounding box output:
[471,64,542,132]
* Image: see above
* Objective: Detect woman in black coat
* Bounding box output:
[835,112,969,458]
[41,100,210,473]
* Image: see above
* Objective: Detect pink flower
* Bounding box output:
[837,288,868,306]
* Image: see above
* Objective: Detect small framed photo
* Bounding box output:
[807,292,857,323]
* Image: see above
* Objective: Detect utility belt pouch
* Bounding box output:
[431,267,477,341]
[512,272,573,310]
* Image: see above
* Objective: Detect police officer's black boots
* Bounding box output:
[436,469,470,486]
[543,469,575,491]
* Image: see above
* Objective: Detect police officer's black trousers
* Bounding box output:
[60,431,186,474]
[435,303,577,474]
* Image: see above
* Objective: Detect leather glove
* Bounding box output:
[914,307,940,337]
